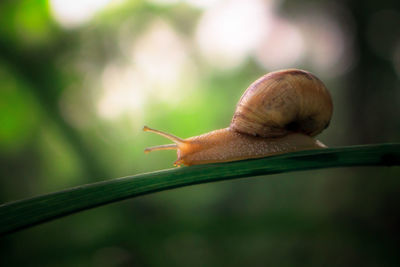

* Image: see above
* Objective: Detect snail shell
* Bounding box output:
[231,69,333,138]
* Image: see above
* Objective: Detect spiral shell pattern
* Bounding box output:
[230,69,333,138]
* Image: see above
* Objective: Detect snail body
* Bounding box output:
[144,69,333,166]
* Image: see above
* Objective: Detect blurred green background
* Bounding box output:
[1,0,399,266]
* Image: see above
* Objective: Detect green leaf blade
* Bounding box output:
[1,143,399,235]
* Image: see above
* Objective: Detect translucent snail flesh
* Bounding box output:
[144,69,333,166]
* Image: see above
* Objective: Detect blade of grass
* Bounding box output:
[1,143,399,235]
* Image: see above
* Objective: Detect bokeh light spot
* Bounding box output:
[195,0,274,69]
[49,0,112,28]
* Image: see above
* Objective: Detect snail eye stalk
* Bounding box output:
[143,126,183,153]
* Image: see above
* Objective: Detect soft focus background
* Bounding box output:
[1,0,399,266]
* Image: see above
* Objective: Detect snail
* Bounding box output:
[143,69,333,166]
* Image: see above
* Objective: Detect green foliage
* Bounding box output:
[1,143,399,236]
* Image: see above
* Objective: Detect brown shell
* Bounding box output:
[230,69,333,138]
